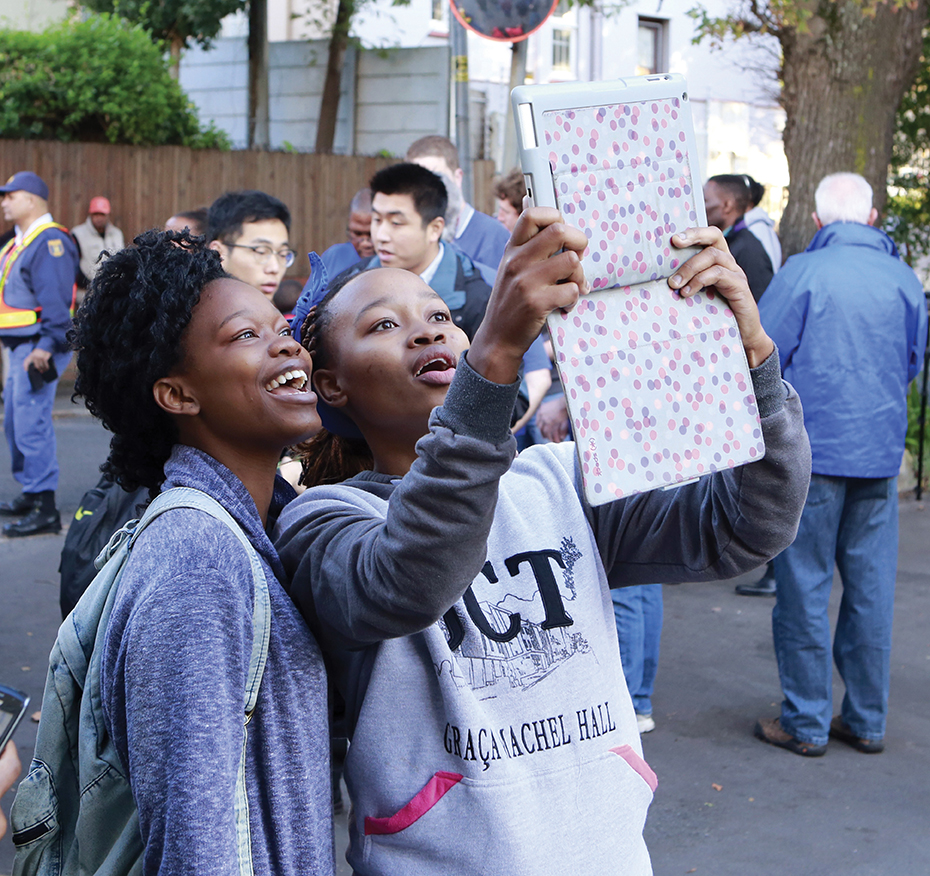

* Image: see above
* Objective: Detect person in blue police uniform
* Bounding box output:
[0,172,78,537]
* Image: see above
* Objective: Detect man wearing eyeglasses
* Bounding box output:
[207,190,295,299]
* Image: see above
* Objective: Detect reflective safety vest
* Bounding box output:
[0,221,71,329]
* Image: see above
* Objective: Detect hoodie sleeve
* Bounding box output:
[276,354,520,650]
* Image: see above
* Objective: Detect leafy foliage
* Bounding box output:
[0,14,229,148]
[886,29,930,265]
[906,376,930,490]
[83,0,247,52]
[688,0,915,44]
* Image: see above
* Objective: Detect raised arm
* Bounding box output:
[277,209,588,649]
[589,350,810,585]
[588,226,808,583]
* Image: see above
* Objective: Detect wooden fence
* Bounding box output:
[0,140,500,279]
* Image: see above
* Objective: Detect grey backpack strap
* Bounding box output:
[131,487,270,876]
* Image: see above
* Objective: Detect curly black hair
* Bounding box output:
[70,229,227,494]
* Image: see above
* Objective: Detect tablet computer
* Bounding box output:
[512,74,765,505]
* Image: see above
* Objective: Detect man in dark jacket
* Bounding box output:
[332,163,550,428]
[335,162,494,342]
[0,171,78,536]
[406,136,511,270]
[753,172,927,757]
[704,174,774,302]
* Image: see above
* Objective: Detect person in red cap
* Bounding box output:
[71,195,125,291]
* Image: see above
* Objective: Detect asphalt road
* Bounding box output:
[1,403,928,875]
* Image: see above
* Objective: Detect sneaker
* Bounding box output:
[829,716,884,754]
[636,712,656,734]
[754,717,826,757]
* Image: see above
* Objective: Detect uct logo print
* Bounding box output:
[436,538,591,698]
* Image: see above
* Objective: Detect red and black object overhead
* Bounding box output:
[451,0,560,42]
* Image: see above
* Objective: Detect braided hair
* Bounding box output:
[70,229,227,495]
[293,274,375,487]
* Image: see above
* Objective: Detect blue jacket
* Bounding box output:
[320,240,361,278]
[0,223,77,349]
[101,446,334,875]
[456,205,510,269]
[759,222,927,477]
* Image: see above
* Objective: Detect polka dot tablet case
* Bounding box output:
[512,74,764,505]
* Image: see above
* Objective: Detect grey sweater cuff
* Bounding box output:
[433,351,521,444]
[750,345,788,419]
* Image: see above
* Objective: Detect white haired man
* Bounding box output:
[754,172,927,756]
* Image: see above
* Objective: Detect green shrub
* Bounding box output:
[0,14,229,149]
[906,377,930,490]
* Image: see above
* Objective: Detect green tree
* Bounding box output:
[307,0,418,154]
[84,0,247,77]
[0,14,229,148]
[315,0,354,154]
[886,30,930,267]
[691,0,928,258]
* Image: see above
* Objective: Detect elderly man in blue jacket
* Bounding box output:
[754,172,927,757]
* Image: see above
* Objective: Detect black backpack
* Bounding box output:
[58,475,149,619]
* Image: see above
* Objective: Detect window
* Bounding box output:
[431,0,445,22]
[552,28,572,72]
[636,18,668,76]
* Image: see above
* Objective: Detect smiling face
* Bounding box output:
[371,192,443,275]
[313,268,469,473]
[162,277,320,464]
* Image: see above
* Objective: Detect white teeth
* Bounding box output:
[417,358,448,376]
[265,369,308,392]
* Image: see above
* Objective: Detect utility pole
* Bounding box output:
[451,16,472,203]
[502,39,528,171]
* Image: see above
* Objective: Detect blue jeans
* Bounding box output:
[611,584,663,715]
[772,474,898,746]
[3,341,71,494]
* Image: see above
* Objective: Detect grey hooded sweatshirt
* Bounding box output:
[275,350,810,876]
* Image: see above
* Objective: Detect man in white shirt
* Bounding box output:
[71,196,125,290]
